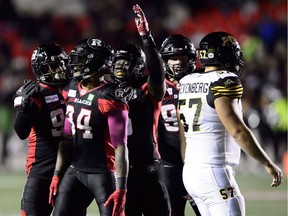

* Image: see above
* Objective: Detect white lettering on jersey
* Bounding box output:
[45,94,59,103]
[68,89,77,97]
[180,82,209,94]
[161,104,178,132]
[74,98,92,106]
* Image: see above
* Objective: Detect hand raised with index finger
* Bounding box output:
[133,4,149,36]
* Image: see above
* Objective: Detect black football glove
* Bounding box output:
[14,80,38,110]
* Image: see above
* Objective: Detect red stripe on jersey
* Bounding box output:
[39,82,59,91]
[142,83,162,159]
[31,97,42,115]
[62,89,68,101]
[152,98,162,159]
[26,127,37,174]
[98,98,129,114]
[98,98,127,172]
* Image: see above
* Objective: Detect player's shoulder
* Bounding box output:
[214,70,239,79]
[179,73,195,85]
[210,71,243,98]
[62,79,78,99]
[165,79,178,89]
[99,81,134,104]
[212,71,242,87]
[63,79,78,92]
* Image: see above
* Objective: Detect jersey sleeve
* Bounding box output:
[63,117,72,136]
[210,76,243,99]
[13,97,42,140]
[98,98,129,114]
[107,110,129,147]
[98,84,130,114]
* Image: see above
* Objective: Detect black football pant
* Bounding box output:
[52,166,116,216]
[21,177,53,216]
[125,161,171,216]
[159,160,201,216]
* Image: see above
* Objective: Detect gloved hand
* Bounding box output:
[104,189,127,216]
[14,80,38,109]
[49,175,61,206]
[133,4,149,36]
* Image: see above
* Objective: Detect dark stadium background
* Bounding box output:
[0,0,286,215]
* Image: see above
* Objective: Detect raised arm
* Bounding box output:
[13,80,39,139]
[133,4,166,100]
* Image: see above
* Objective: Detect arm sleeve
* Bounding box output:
[211,76,243,99]
[13,101,39,140]
[14,109,34,140]
[107,110,129,147]
[63,117,72,136]
[141,32,165,85]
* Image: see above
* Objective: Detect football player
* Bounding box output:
[159,34,201,216]
[50,38,130,216]
[111,4,170,216]
[177,31,283,215]
[13,43,68,216]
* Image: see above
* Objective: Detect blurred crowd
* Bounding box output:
[0,0,286,170]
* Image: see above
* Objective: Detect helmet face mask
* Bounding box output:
[199,31,244,76]
[112,43,146,86]
[68,38,112,82]
[167,55,191,81]
[31,43,68,86]
[160,34,196,81]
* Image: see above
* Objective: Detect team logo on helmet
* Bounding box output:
[87,38,104,49]
[222,35,237,48]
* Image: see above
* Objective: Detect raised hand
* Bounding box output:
[133,4,149,36]
[14,80,38,109]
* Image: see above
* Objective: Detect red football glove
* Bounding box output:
[133,4,149,36]
[49,175,60,206]
[104,189,127,216]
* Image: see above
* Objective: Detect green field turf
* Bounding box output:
[0,170,286,216]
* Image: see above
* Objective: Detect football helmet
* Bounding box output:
[68,38,113,81]
[160,34,196,80]
[199,31,244,76]
[112,43,146,86]
[31,43,68,86]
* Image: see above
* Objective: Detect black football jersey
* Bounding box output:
[64,80,130,173]
[158,79,183,166]
[14,83,66,179]
[127,82,162,165]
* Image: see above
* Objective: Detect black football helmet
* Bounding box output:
[68,38,113,81]
[160,34,196,80]
[112,43,146,86]
[199,31,244,76]
[31,43,68,86]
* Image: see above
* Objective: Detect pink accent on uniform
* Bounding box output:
[63,117,72,136]
[107,110,129,147]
